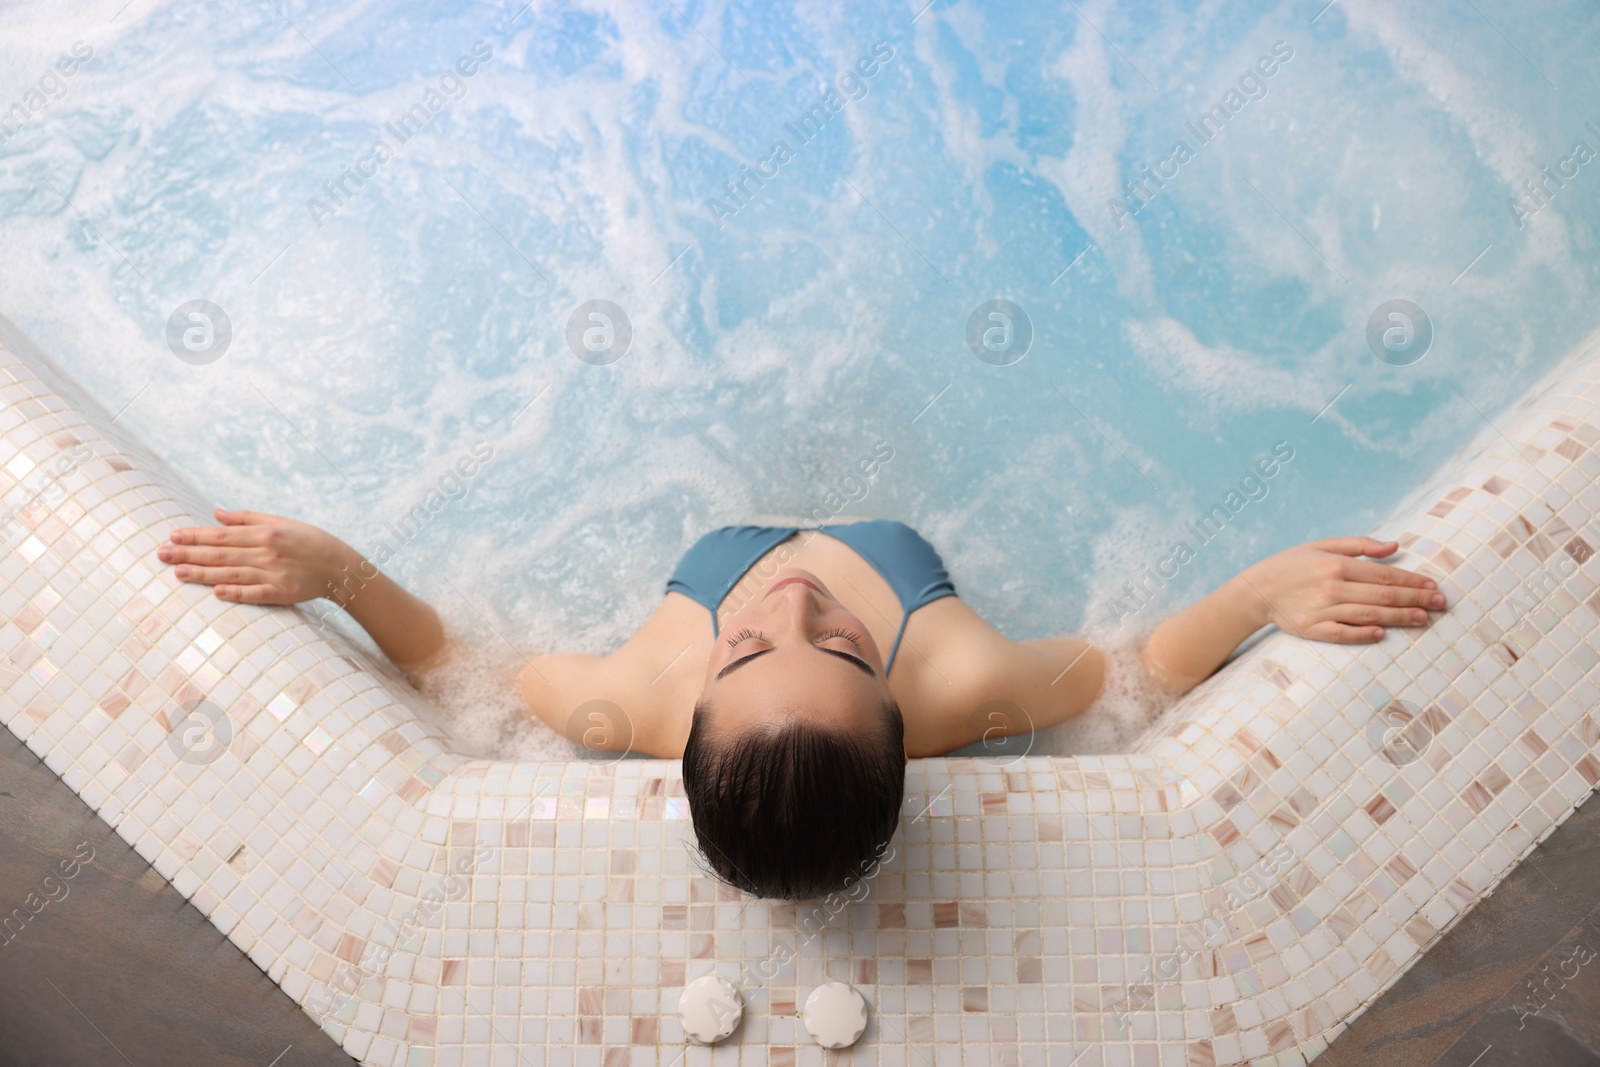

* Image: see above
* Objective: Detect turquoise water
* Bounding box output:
[2,0,1598,662]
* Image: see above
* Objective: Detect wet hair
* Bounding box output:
[681,698,905,900]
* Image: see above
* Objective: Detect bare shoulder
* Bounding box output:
[894,598,1106,756]
[517,593,708,756]
[517,651,607,743]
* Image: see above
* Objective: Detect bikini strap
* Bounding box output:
[885,613,911,674]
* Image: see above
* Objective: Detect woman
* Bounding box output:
[156,509,1446,900]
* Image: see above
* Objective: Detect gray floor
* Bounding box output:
[0,726,353,1067]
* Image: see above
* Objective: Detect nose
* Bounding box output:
[768,581,824,633]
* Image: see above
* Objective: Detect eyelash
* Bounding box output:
[727,627,865,650]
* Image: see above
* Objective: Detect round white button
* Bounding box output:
[802,981,869,1049]
[679,974,743,1044]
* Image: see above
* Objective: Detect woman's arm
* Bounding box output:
[157,508,450,683]
[940,534,1446,751]
[1139,536,1446,696]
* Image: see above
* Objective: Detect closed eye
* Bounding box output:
[715,644,876,680]
[816,646,874,677]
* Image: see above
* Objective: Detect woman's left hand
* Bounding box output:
[1233,537,1447,644]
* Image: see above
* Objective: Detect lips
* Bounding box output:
[766,576,821,598]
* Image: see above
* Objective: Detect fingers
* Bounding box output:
[160,510,300,607]
[1342,557,1439,592]
[213,583,290,605]
[167,525,268,548]
[1304,619,1386,644]
[165,509,288,547]
[1322,601,1431,628]
[1283,538,1448,647]
[1337,580,1447,611]
[215,507,290,527]
[176,565,295,606]
[1316,536,1399,558]
[170,563,273,589]
[158,543,261,566]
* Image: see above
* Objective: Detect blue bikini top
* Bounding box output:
[665,520,957,673]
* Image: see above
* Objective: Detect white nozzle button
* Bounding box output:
[679,973,743,1044]
[802,981,869,1049]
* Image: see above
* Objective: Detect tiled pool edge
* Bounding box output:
[3,315,1598,1067]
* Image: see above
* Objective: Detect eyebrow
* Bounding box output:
[716,645,875,681]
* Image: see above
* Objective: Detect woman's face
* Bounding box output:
[700,567,892,733]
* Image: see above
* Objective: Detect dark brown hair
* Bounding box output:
[681,699,905,900]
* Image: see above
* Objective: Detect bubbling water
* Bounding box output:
[1027,627,1176,756]
[408,614,579,761]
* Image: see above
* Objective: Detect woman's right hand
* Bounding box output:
[1235,536,1444,643]
[157,507,353,605]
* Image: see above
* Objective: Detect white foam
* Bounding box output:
[1029,626,1175,756]
[407,615,583,761]
[1036,5,1153,304]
